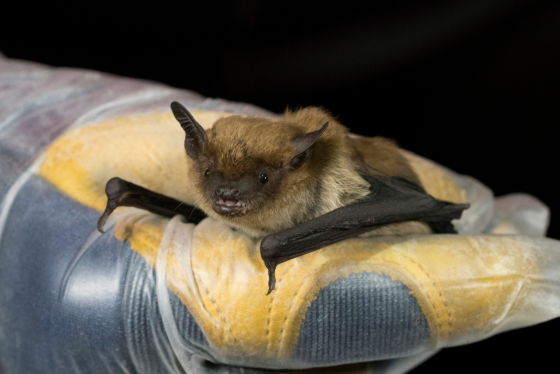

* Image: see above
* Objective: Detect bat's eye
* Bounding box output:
[205,169,210,177]
[259,173,268,184]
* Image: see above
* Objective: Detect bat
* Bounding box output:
[97,102,469,294]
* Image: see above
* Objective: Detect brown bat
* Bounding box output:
[97,102,469,294]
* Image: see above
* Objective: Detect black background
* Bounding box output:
[2,1,559,373]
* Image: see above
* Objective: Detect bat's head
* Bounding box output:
[170,101,357,237]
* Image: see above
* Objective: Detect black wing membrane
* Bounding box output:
[260,174,469,294]
[97,177,207,233]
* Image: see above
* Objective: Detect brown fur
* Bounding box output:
[186,107,429,238]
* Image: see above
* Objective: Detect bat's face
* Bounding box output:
[170,102,328,236]
[192,149,285,219]
[189,117,329,236]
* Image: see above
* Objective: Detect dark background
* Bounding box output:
[2,0,559,373]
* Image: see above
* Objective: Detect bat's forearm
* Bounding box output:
[97,177,207,233]
[260,175,469,294]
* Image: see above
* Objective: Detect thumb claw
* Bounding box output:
[97,214,108,234]
[265,262,277,296]
[97,203,116,234]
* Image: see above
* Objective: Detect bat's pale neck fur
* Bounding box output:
[186,107,422,239]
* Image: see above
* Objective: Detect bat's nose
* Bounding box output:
[216,188,240,198]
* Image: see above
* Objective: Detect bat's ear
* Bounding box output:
[170,101,208,159]
[288,122,328,169]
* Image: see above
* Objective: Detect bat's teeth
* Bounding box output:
[224,199,239,207]
[212,198,247,215]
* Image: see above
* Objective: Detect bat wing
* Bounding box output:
[97,175,468,296]
[260,173,469,294]
[97,177,207,233]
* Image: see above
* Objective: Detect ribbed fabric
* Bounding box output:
[0,176,139,373]
[123,251,207,374]
[292,272,430,365]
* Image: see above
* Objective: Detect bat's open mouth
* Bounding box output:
[212,198,248,216]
